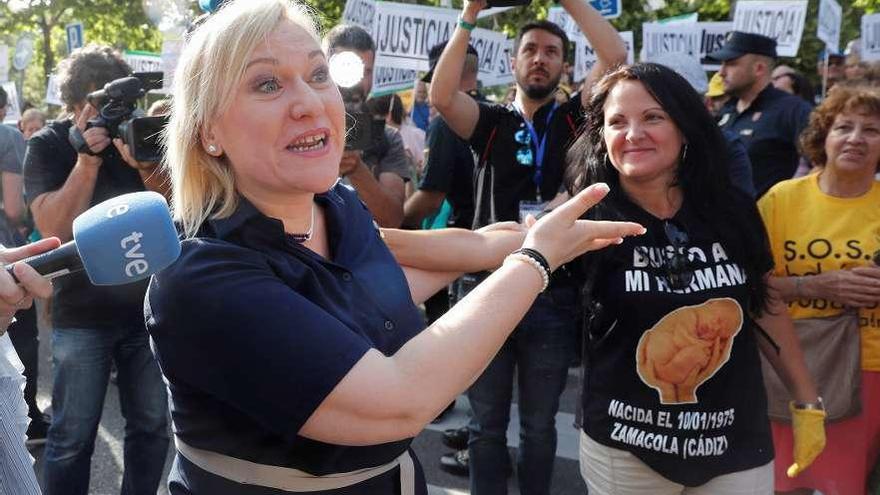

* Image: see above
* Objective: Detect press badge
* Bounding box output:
[519,200,547,223]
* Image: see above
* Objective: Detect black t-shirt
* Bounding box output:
[580,194,774,486]
[468,96,582,226]
[22,120,149,329]
[419,112,477,229]
[717,85,812,198]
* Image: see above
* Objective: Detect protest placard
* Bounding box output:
[573,31,633,83]
[862,14,880,62]
[124,51,163,74]
[161,37,182,93]
[641,22,701,62]
[372,2,458,71]
[0,46,7,83]
[817,0,842,54]
[699,22,734,70]
[480,38,515,87]
[45,75,62,107]
[732,0,808,57]
[471,28,511,84]
[371,65,419,96]
[342,0,376,31]
[1,82,20,124]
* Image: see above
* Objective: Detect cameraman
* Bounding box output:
[22,45,169,495]
[324,25,411,228]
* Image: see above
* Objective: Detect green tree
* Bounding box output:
[1,0,162,108]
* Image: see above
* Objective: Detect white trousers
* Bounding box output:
[579,431,773,495]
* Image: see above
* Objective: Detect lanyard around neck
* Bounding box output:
[515,101,558,189]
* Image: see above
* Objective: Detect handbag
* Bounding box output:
[761,311,861,423]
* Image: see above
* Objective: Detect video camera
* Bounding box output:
[78,72,168,163]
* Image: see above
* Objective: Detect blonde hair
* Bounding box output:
[165,0,320,238]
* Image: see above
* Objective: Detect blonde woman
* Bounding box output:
[146,1,644,494]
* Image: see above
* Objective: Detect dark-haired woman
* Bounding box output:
[566,63,825,494]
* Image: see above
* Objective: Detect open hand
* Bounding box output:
[522,183,645,270]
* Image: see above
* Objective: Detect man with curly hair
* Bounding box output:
[22,44,169,495]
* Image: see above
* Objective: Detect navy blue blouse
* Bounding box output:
[145,182,427,494]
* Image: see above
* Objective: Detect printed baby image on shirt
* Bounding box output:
[636,298,743,404]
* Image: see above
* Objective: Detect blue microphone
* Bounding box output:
[6,192,181,285]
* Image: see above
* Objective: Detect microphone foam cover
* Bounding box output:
[72,191,181,285]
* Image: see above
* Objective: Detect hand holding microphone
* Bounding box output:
[5,191,181,286]
[0,238,61,335]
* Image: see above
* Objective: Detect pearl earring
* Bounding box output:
[208,144,217,154]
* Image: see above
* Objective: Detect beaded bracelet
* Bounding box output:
[506,250,551,292]
[517,248,551,274]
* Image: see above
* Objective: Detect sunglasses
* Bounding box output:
[661,220,694,291]
[514,123,534,167]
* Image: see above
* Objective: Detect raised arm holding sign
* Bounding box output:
[430,0,626,139]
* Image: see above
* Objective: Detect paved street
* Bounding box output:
[27,306,588,495]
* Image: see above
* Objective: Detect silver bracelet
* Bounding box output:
[506,253,550,292]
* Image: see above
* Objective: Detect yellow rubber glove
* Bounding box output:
[787,403,827,478]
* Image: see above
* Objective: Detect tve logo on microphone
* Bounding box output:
[120,232,148,277]
[73,192,181,285]
[106,201,152,277]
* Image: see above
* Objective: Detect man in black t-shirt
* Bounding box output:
[430,1,628,492]
[22,45,169,495]
[403,42,481,230]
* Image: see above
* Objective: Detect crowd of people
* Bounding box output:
[0,0,879,494]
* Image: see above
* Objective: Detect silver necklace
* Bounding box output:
[289,203,316,243]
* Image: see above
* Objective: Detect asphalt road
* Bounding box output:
[27,303,589,495]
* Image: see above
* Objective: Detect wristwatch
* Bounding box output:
[792,396,825,411]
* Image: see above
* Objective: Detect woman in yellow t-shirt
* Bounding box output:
[759,84,880,495]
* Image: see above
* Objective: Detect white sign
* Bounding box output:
[45,75,62,106]
[372,2,458,71]
[371,66,419,95]
[699,22,734,70]
[124,51,163,73]
[480,38,515,87]
[732,0,808,57]
[0,46,8,83]
[342,0,377,32]
[12,35,34,72]
[471,28,511,85]
[1,82,20,124]
[641,22,702,62]
[863,14,880,62]
[817,0,842,54]
[548,7,578,38]
[162,38,183,93]
[371,27,514,93]
[573,31,633,83]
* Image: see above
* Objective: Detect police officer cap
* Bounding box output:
[709,31,777,62]
[422,41,479,83]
